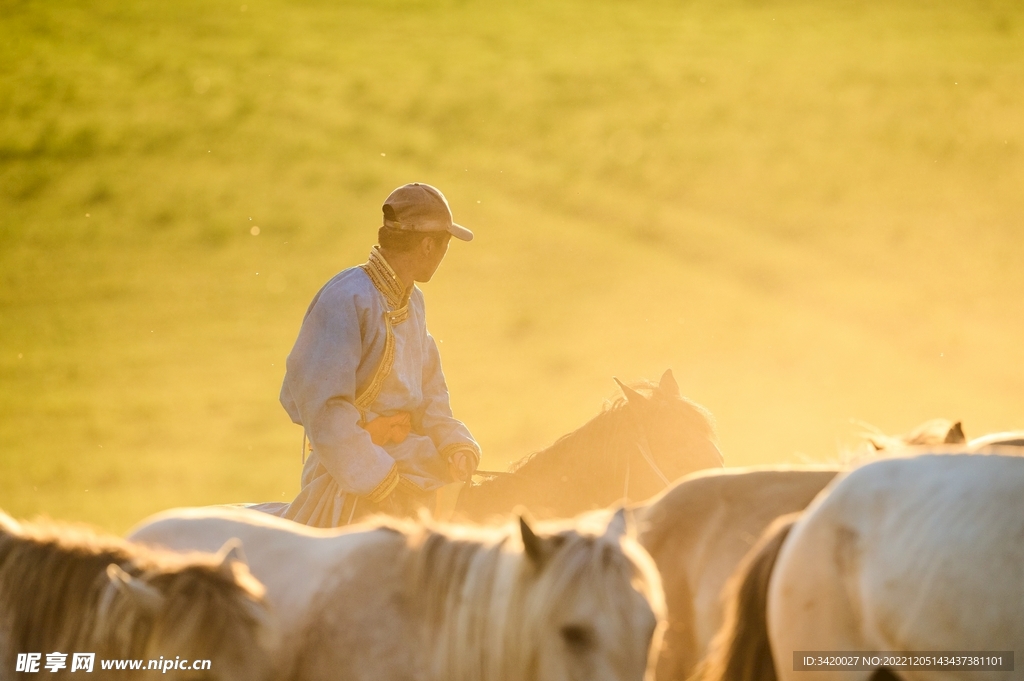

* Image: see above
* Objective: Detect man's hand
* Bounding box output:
[448,449,479,483]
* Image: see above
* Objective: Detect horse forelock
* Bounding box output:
[531,529,663,620]
[143,559,276,677]
[634,382,719,444]
[0,515,274,679]
[513,527,664,681]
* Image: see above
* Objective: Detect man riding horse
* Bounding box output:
[267,183,480,527]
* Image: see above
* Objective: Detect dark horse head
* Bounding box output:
[456,369,724,522]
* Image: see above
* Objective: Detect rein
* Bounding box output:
[472,469,525,479]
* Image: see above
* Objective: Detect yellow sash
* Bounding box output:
[360,411,412,446]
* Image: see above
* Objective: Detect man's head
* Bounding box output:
[377,226,451,282]
[377,183,472,283]
[381,183,473,242]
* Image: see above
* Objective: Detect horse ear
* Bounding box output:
[945,421,966,444]
[604,507,630,540]
[613,378,646,406]
[520,515,543,564]
[215,538,248,573]
[519,515,551,567]
[658,369,680,398]
[106,563,165,615]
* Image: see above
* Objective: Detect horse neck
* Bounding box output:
[461,407,633,520]
[411,529,528,681]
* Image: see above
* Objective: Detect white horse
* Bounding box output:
[129,506,665,681]
[861,418,1024,453]
[0,510,276,681]
[622,418,1001,681]
[970,431,1024,449]
[636,465,843,680]
[702,450,1024,681]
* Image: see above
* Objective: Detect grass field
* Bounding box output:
[2,0,1022,532]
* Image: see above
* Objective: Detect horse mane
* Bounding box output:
[458,377,719,520]
[391,516,662,681]
[507,380,716,478]
[0,510,272,675]
[857,418,965,455]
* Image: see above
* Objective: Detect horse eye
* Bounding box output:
[560,624,593,651]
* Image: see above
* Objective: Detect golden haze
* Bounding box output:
[1,0,1022,531]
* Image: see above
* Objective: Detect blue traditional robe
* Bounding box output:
[265,247,478,527]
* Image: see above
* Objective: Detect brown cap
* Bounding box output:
[381,183,473,242]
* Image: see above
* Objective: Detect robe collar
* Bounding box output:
[362,246,411,310]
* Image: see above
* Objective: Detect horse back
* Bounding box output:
[769,453,1024,678]
[129,507,393,633]
[637,466,841,680]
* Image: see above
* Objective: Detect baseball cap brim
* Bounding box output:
[450,222,474,242]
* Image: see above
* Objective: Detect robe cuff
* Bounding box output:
[440,442,480,466]
[398,476,426,496]
[366,462,400,503]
